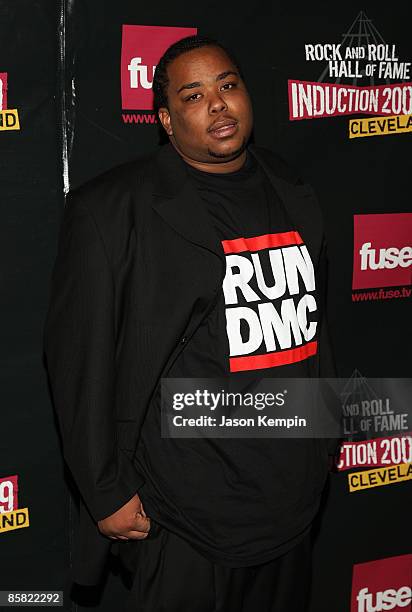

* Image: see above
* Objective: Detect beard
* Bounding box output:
[207,137,248,160]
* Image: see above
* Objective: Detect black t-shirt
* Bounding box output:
[134,149,324,567]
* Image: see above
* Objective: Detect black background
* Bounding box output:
[0,1,410,610]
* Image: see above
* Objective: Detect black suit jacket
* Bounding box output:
[43,142,335,585]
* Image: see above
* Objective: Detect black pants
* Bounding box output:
[120,521,311,612]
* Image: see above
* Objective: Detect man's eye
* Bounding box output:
[221,82,236,90]
[185,93,201,102]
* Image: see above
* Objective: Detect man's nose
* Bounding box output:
[209,93,228,114]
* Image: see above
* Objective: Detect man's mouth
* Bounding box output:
[208,118,238,139]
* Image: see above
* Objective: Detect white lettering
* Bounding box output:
[357,586,412,612]
[251,249,286,299]
[359,242,412,271]
[258,299,302,351]
[225,307,263,356]
[128,57,156,89]
[222,237,318,360]
[283,245,315,294]
[223,255,260,304]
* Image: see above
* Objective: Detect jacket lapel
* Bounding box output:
[150,143,225,261]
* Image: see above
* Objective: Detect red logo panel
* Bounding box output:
[0,475,18,513]
[0,72,8,110]
[121,25,197,110]
[352,213,412,290]
[352,554,412,612]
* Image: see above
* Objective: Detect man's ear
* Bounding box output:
[158,108,173,136]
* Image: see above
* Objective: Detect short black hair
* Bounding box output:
[152,35,243,113]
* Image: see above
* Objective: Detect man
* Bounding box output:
[44,35,336,611]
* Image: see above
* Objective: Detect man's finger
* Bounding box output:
[133,514,151,531]
[108,529,149,541]
[123,529,150,540]
[103,515,150,540]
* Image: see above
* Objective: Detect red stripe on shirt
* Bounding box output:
[229,340,318,372]
[222,231,303,254]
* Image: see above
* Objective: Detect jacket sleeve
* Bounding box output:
[43,190,145,523]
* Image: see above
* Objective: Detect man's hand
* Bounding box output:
[97,493,151,541]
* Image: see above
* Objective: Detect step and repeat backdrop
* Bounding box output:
[1,1,411,611]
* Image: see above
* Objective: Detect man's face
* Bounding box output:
[158,45,253,168]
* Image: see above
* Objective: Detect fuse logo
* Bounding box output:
[352,554,412,612]
[359,243,412,271]
[356,587,411,611]
[352,213,412,291]
[121,24,197,111]
[128,57,155,90]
